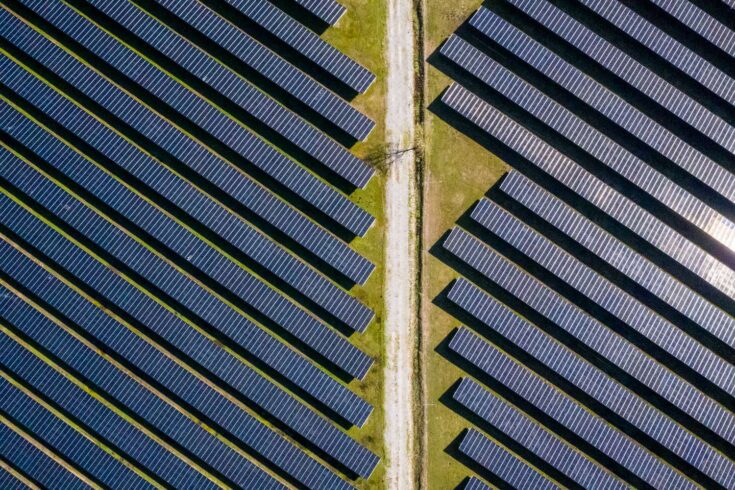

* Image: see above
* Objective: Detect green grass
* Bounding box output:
[420,0,508,487]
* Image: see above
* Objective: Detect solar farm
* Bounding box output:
[424,0,735,488]
[3,0,735,488]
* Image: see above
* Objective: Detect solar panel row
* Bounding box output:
[289,0,346,25]
[0,420,98,490]
[468,198,735,402]
[445,278,734,488]
[1,290,293,489]
[443,226,735,456]
[448,327,689,489]
[0,99,373,335]
[0,466,29,490]
[439,83,735,313]
[466,8,735,213]
[1,342,212,489]
[0,144,373,382]
[452,377,625,490]
[458,428,560,490]
[0,214,356,490]
[83,0,373,189]
[462,476,493,490]
[146,0,374,141]
[10,0,374,238]
[502,0,735,161]
[498,171,735,352]
[440,34,735,256]
[219,0,374,93]
[577,0,735,109]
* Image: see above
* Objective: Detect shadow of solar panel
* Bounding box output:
[0,44,373,288]
[0,143,373,381]
[1,100,374,335]
[503,0,735,162]
[7,1,373,238]
[444,278,734,488]
[0,423,93,490]
[81,0,373,190]
[577,0,735,110]
[443,226,735,458]
[439,83,735,313]
[0,349,209,489]
[457,429,560,490]
[0,231,355,490]
[468,198,735,406]
[447,327,687,489]
[216,0,374,93]
[145,0,374,141]
[452,377,625,489]
[498,171,735,358]
[465,9,735,211]
[1,290,291,489]
[439,35,735,257]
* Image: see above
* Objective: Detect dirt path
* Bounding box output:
[382,0,418,485]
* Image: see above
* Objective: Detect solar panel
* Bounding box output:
[0,100,374,335]
[466,9,735,210]
[9,1,374,238]
[439,35,735,253]
[0,37,373,288]
[287,0,346,25]
[468,198,735,401]
[458,429,560,490]
[445,278,733,487]
[648,0,735,59]
[448,327,689,489]
[443,226,735,456]
[0,217,358,489]
[0,346,209,489]
[82,0,373,189]
[217,0,374,93]
[462,477,493,490]
[144,0,374,140]
[0,423,91,490]
[439,83,735,309]
[0,290,291,489]
[498,171,735,354]
[503,0,735,160]
[452,378,625,490]
[578,0,735,109]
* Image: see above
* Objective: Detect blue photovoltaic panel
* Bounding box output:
[463,477,493,490]
[452,378,625,490]
[444,278,734,488]
[440,35,735,251]
[466,9,735,210]
[0,240,377,479]
[0,215,356,490]
[448,327,688,489]
[290,0,346,25]
[0,424,90,490]
[648,0,735,58]
[443,226,735,456]
[0,133,373,381]
[439,83,735,307]
[458,429,560,490]
[0,290,289,490]
[0,152,373,417]
[220,0,374,93]
[0,349,203,489]
[498,171,735,353]
[468,198,735,400]
[0,468,27,490]
[147,0,374,141]
[84,0,373,189]
[578,0,735,108]
[504,0,735,159]
[0,100,374,335]
[0,53,374,290]
[9,1,374,238]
